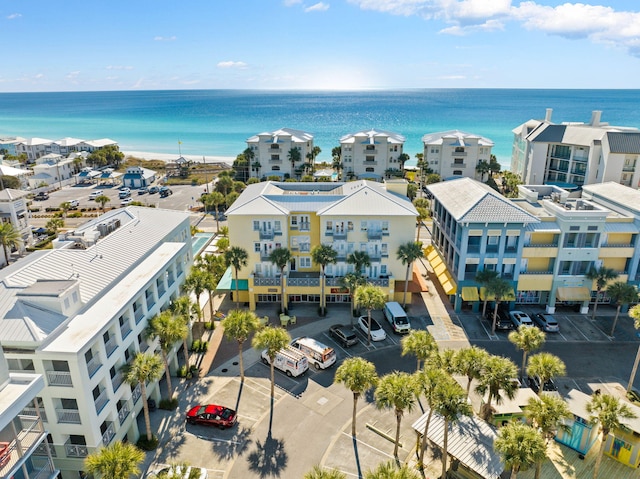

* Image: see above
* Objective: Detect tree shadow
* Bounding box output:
[352,435,363,479]
[235,380,244,412]
[211,426,253,460]
[246,433,288,478]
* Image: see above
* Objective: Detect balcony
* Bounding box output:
[86,355,102,378]
[299,222,310,231]
[450,163,467,168]
[367,230,382,240]
[112,372,124,392]
[120,321,132,340]
[101,422,116,446]
[118,402,131,425]
[134,308,144,324]
[104,336,117,357]
[363,160,378,165]
[132,383,142,403]
[64,440,88,458]
[56,408,81,424]
[22,407,48,423]
[288,272,320,287]
[259,229,275,240]
[254,276,280,286]
[368,277,390,287]
[0,416,48,476]
[46,370,73,387]
[623,165,636,172]
[451,151,467,156]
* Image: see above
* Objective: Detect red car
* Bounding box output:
[186,404,237,428]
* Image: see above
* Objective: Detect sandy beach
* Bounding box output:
[123,150,235,165]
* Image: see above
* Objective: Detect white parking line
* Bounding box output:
[557,330,568,341]
[561,315,590,341]
[478,317,498,340]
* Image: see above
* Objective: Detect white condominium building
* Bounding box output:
[246,128,315,180]
[340,129,405,181]
[511,109,640,189]
[0,206,192,478]
[421,130,494,180]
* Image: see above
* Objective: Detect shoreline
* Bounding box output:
[122,150,235,165]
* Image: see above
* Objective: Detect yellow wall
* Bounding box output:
[522,246,558,258]
[527,257,552,270]
[606,232,633,245]
[529,232,557,245]
[602,257,627,271]
[518,274,553,291]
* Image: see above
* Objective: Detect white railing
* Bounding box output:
[101,422,115,446]
[64,440,88,457]
[56,408,81,424]
[118,402,131,425]
[120,321,132,339]
[112,372,124,392]
[132,383,142,403]
[86,354,101,377]
[46,370,73,387]
[22,407,48,423]
[104,336,117,357]
[94,389,109,414]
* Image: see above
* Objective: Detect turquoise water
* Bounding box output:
[1,89,640,167]
[192,232,214,257]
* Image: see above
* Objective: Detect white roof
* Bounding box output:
[246,128,314,143]
[82,138,118,147]
[19,138,53,146]
[0,189,30,202]
[0,164,30,176]
[39,153,63,160]
[421,129,494,146]
[0,368,44,431]
[340,128,405,145]
[583,182,640,213]
[55,137,83,147]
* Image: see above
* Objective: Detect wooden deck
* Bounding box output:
[518,438,640,479]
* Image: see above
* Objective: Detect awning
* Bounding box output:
[425,245,456,295]
[462,286,480,302]
[480,286,516,302]
[556,287,591,302]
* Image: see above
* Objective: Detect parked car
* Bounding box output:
[484,308,514,331]
[138,186,148,195]
[149,186,159,194]
[33,192,49,201]
[159,187,173,198]
[357,315,387,341]
[509,310,534,327]
[118,188,131,199]
[89,190,104,200]
[329,324,359,347]
[533,313,560,333]
[148,464,208,479]
[185,404,237,429]
[121,198,133,206]
[68,199,80,208]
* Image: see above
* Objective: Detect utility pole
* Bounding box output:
[203,156,209,194]
[55,159,62,189]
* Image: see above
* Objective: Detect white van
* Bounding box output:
[290,337,336,370]
[383,301,411,334]
[261,346,308,377]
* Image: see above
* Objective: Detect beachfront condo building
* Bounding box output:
[225,180,419,311]
[340,129,405,181]
[0,188,33,266]
[426,178,640,314]
[0,345,59,479]
[421,130,494,181]
[15,138,118,162]
[0,206,193,478]
[511,109,640,189]
[246,128,315,180]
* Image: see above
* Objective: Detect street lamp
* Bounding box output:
[202,156,209,194]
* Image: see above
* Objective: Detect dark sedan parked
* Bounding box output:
[329,324,359,347]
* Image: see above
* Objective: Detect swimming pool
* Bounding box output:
[192,232,214,257]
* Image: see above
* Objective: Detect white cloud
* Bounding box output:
[348,0,640,56]
[34,73,44,79]
[66,71,80,79]
[283,0,303,5]
[154,36,177,41]
[217,61,248,69]
[305,2,330,12]
[7,13,22,20]
[106,65,134,70]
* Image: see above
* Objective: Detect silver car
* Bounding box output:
[534,313,560,332]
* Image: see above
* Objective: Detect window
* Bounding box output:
[326,221,333,232]
[366,145,375,151]
[271,165,280,170]
[454,158,464,165]
[570,226,580,231]
[253,221,259,231]
[361,221,367,231]
[366,167,375,172]
[488,236,499,245]
[291,216,298,227]
[72,291,79,303]
[348,221,354,231]
[366,156,375,162]
[271,155,280,161]
[300,257,311,268]
[254,243,261,252]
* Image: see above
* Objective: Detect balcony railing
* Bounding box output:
[134,308,144,324]
[118,402,131,425]
[367,230,382,240]
[368,278,390,287]
[104,336,117,357]
[601,243,634,248]
[259,229,275,240]
[101,422,116,446]
[132,383,142,403]
[520,270,554,275]
[450,163,467,168]
[623,165,636,172]
[86,355,102,378]
[299,222,310,231]
[452,151,467,156]
[22,407,48,423]
[64,440,88,458]
[112,372,124,392]
[287,277,320,287]
[46,370,73,387]
[56,408,81,424]
[524,242,559,247]
[120,321,132,339]
[28,461,57,479]
[325,277,344,287]
[34,441,56,457]
[254,277,280,286]
[333,230,347,239]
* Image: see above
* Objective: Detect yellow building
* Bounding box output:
[225,180,418,311]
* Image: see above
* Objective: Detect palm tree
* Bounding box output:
[414,366,450,469]
[341,272,366,325]
[487,277,513,333]
[197,253,227,321]
[59,201,71,218]
[397,242,424,308]
[475,269,499,317]
[205,191,225,231]
[605,281,638,336]
[508,325,546,379]
[252,326,290,401]
[475,159,491,182]
[170,296,197,370]
[527,353,566,396]
[122,352,163,441]
[269,247,291,314]
[221,309,261,382]
[288,147,302,178]
[433,377,472,479]
[0,222,21,265]
[454,346,490,398]
[587,393,636,479]
[494,421,546,479]
[364,460,421,479]
[415,206,429,241]
[354,284,386,346]
[95,194,111,212]
[525,394,572,479]
[311,244,338,315]
[475,355,519,420]
[586,266,618,320]
[147,310,187,398]
[401,330,437,371]
[304,465,346,479]
[375,372,417,457]
[334,357,378,436]
[224,246,248,310]
[84,441,145,479]
[183,269,208,321]
[346,250,371,277]
[627,304,640,392]
[45,217,64,234]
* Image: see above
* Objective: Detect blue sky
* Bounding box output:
[1,0,639,91]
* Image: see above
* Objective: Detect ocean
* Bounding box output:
[1,89,639,168]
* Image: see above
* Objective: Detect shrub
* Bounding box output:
[204,321,213,330]
[189,365,200,377]
[136,435,159,451]
[67,211,83,218]
[177,365,188,378]
[191,339,201,352]
[158,397,179,410]
[200,341,208,352]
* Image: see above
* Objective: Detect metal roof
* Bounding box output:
[421,129,494,146]
[583,182,640,214]
[412,408,503,479]
[339,128,405,145]
[246,127,314,143]
[607,132,640,154]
